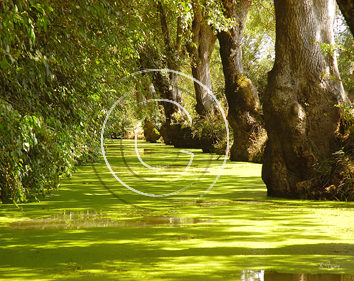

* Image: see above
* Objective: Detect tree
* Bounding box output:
[137,1,200,148]
[336,0,354,36]
[217,0,267,162]
[155,0,184,123]
[187,0,218,116]
[262,0,350,198]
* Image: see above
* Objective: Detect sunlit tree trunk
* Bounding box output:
[336,0,354,36]
[187,0,218,116]
[217,0,267,162]
[140,1,198,148]
[157,1,184,123]
[262,0,349,198]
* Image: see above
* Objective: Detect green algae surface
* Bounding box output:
[0,140,354,280]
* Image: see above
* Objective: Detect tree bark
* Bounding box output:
[156,1,184,123]
[135,80,161,143]
[187,0,218,116]
[336,0,354,36]
[262,0,349,198]
[217,0,267,162]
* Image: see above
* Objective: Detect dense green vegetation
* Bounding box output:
[0,0,138,203]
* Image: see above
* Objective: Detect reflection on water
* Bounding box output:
[9,210,208,230]
[241,270,353,281]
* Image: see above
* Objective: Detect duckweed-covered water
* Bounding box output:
[0,140,353,280]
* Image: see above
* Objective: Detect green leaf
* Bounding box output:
[0,56,11,70]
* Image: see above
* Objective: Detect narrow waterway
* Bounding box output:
[0,140,353,280]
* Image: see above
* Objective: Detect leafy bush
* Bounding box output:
[192,111,230,155]
[0,0,133,204]
[0,100,80,204]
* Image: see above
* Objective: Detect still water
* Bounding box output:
[7,210,354,280]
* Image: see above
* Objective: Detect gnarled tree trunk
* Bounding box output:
[187,0,218,116]
[217,0,267,162]
[262,0,349,198]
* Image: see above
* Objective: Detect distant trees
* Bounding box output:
[137,1,202,148]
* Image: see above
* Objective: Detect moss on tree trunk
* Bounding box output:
[217,0,267,162]
[262,0,350,198]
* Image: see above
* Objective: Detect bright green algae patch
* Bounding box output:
[0,140,354,280]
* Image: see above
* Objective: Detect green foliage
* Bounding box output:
[242,0,275,103]
[0,100,77,204]
[0,0,142,204]
[335,26,354,93]
[192,111,229,155]
[201,0,238,33]
[106,106,134,139]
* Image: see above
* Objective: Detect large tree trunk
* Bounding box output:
[187,0,218,116]
[217,0,267,162]
[138,52,180,122]
[336,0,354,36]
[262,0,349,198]
[152,71,181,123]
